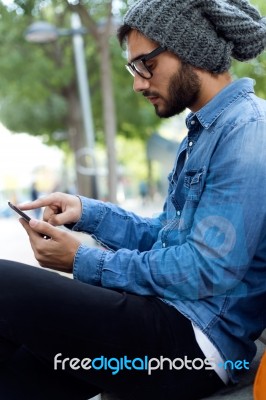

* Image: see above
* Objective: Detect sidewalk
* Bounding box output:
[0,217,38,266]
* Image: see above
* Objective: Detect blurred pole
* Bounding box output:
[71,13,98,199]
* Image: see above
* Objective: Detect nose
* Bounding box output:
[133,74,150,93]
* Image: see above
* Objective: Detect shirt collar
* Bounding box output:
[186,78,255,130]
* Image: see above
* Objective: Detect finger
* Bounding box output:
[29,219,61,240]
[45,211,73,226]
[43,206,57,224]
[18,197,51,211]
[19,218,40,239]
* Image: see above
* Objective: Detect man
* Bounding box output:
[1,0,266,399]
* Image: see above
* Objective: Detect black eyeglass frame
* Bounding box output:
[126,46,166,79]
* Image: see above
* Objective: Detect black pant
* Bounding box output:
[0,260,224,400]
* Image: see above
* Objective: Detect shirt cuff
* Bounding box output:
[73,243,107,285]
[68,196,105,234]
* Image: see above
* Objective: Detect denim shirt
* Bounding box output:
[71,78,266,383]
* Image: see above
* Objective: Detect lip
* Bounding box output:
[146,96,160,105]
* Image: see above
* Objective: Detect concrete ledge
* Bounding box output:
[259,329,266,345]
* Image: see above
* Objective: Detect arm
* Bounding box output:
[71,197,165,251]
[19,192,165,252]
[73,121,266,300]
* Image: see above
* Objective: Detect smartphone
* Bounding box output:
[8,201,51,239]
[8,201,31,222]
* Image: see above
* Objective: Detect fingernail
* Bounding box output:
[29,219,38,227]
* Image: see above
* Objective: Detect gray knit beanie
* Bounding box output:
[123,0,266,73]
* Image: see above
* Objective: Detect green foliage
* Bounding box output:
[0,1,74,144]
[250,0,266,13]
[0,0,160,149]
[1,0,266,151]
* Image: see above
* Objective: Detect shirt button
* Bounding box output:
[162,242,166,248]
[188,141,193,147]
[176,210,181,216]
[191,120,196,125]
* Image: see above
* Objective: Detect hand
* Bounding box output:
[19,192,82,226]
[20,218,81,272]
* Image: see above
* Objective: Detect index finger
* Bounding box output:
[18,197,52,211]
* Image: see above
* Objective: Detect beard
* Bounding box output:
[143,62,201,118]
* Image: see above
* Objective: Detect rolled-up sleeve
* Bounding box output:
[71,197,164,252]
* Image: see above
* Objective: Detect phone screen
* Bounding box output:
[8,202,31,222]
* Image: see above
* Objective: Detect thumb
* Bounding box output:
[29,219,59,240]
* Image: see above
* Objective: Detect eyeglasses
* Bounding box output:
[126,46,165,79]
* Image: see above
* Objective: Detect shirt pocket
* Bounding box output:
[183,167,206,201]
[171,167,206,233]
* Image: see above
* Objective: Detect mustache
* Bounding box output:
[143,91,161,98]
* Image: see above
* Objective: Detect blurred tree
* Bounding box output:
[0,0,158,200]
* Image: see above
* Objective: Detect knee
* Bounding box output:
[0,259,20,271]
[0,259,14,272]
[0,260,34,283]
[0,259,19,283]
